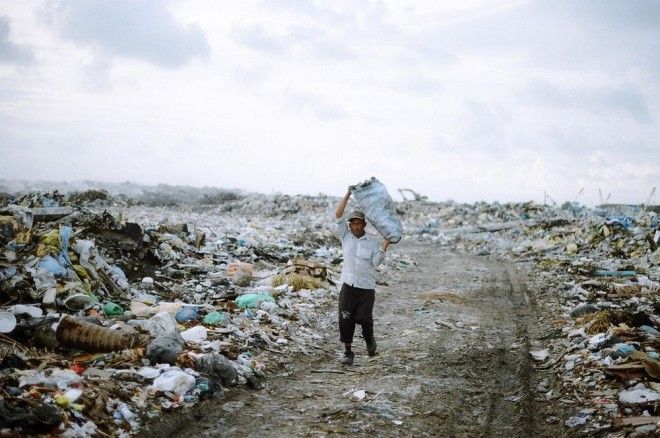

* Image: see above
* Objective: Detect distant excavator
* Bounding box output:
[397,188,428,202]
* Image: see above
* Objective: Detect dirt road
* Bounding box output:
[144,241,566,437]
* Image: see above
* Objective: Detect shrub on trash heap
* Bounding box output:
[272,273,322,292]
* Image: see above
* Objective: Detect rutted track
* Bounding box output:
[142,242,562,437]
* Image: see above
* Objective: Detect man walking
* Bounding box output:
[334,188,390,365]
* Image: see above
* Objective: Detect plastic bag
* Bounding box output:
[196,353,238,387]
[152,369,196,396]
[146,333,185,364]
[37,255,67,277]
[235,293,275,309]
[175,306,198,322]
[103,302,124,316]
[203,311,227,325]
[181,325,208,343]
[145,312,179,337]
[350,177,402,243]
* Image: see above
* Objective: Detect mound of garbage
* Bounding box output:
[0,184,658,436]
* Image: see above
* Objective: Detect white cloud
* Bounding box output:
[0,16,34,64]
[0,0,658,206]
[42,0,210,68]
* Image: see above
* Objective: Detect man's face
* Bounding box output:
[349,219,366,237]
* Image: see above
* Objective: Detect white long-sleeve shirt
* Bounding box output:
[334,217,386,289]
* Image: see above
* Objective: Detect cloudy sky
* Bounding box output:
[0,1,658,205]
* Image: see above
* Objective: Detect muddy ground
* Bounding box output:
[141,241,569,437]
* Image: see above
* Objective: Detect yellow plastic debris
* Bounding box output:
[36,229,61,257]
[55,394,70,407]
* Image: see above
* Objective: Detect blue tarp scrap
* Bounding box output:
[605,215,635,230]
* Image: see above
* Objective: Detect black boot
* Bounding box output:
[365,337,377,356]
[340,350,355,365]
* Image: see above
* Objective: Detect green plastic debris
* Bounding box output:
[103,301,124,316]
[235,293,275,309]
[203,311,227,325]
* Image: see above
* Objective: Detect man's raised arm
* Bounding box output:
[335,189,351,219]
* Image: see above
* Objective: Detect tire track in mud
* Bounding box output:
[142,243,559,437]
[409,255,539,437]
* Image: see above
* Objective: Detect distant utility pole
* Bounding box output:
[544,190,556,206]
[573,187,584,203]
[598,187,611,205]
[644,186,656,207]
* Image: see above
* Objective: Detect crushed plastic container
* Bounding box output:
[63,293,98,311]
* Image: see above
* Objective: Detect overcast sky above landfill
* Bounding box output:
[0,1,658,206]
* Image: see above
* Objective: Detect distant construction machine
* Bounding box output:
[397,188,428,202]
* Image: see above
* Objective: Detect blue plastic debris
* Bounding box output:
[175,306,199,322]
[613,343,636,357]
[58,226,73,267]
[37,255,67,277]
[639,325,660,339]
[0,267,17,281]
[605,215,635,230]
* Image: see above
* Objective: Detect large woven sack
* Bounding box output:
[350,177,402,243]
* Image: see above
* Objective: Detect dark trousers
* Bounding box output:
[338,283,375,344]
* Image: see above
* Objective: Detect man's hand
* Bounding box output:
[381,239,391,251]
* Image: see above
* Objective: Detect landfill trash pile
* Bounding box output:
[0,183,658,436]
[401,198,660,435]
[519,208,660,435]
[0,180,243,208]
[0,188,414,436]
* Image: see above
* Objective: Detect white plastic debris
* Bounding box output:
[116,402,135,421]
[137,366,163,379]
[587,333,611,351]
[145,312,179,337]
[152,369,196,396]
[530,350,549,362]
[19,369,82,389]
[62,421,98,437]
[8,304,43,318]
[181,325,208,343]
[619,384,660,404]
[64,388,83,403]
[352,389,366,400]
[565,416,588,428]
